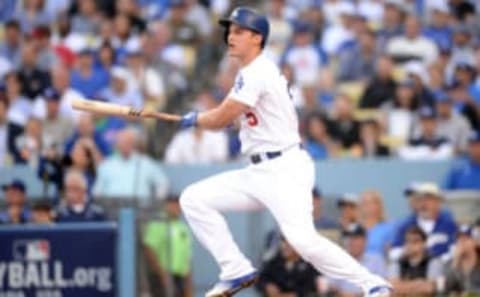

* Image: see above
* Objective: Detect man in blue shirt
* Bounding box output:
[70,47,110,99]
[445,131,480,190]
[56,170,106,223]
[0,179,31,224]
[390,183,457,261]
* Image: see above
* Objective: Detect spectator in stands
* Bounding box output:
[388,226,445,296]
[31,25,58,71]
[37,88,75,156]
[390,182,457,261]
[445,131,480,190]
[357,119,390,158]
[17,42,51,100]
[100,66,143,108]
[448,64,480,131]
[321,1,355,56]
[70,0,102,34]
[328,94,360,152]
[143,196,193,297]
[94,127,169,200]
[0,20,22,67]
[115,0,147,34]
[124,40,166,110]
[56,170,106,222]
[257,236,319,297]
[0,179,30,224]
[359,55,397,108]
[0,98,8,166]
[265,0,294,64]
[433,92,473,154]
[112,13,141,64]
[14,117,44,168]
[337,28,378,82]
[377,0,406,50]
[398,106,454,160]
[31,200,54,224]
[167,0,201,47]
[165,92,229,164]
[67,139,99,192]
[382,79,419,142]
[281,20,327,87]
[5,72,35,163]
[319,224,387,296]
[337,193,360,232]
[359,190,394,256]
[303,112,338,160]
[404,61,436,107]
[14,0,52,34]
[70,46,110,99]
[65,113,111,157]
[445,26,476,84]
[444,224,480,294]
[96,42,116,72]
[34,65,84,123]
[423,2,453,52]
[386,15,439,65]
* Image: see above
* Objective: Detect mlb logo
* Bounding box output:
[13,240,50,261]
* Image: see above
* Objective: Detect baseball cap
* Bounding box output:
[2,179,26,193]
[429,1,450,14]
[43,87,61,101]
[342,224,366,237]
[337,193,359,207]
[415,182,442,198]
[418,106,437,119]
[170,0,186,7]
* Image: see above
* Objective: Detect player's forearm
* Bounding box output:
[197,108,233,129]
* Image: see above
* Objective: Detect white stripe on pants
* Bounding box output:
[180,147,389,294]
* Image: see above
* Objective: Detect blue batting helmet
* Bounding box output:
[219,7,269,48]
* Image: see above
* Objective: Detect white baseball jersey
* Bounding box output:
[227,54,301,155]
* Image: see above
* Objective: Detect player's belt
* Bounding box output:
[250,144,303,164]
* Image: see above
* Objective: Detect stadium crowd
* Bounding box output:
[1,0,480,296]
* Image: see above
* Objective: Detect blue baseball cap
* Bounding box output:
[2,179,26,193]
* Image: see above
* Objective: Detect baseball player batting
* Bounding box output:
[176,7,392,297]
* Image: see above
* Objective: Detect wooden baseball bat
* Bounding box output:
[71,99,181,122]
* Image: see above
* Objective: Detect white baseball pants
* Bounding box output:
[180,146,388,294]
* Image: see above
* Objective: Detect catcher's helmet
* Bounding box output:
[219,7,269,49]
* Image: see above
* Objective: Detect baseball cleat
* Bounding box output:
[367,285,393,297]
[205,271,258,297]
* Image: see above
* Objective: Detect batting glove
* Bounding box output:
[179,111,198,128]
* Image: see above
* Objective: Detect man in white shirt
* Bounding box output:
[387,15,439,65]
